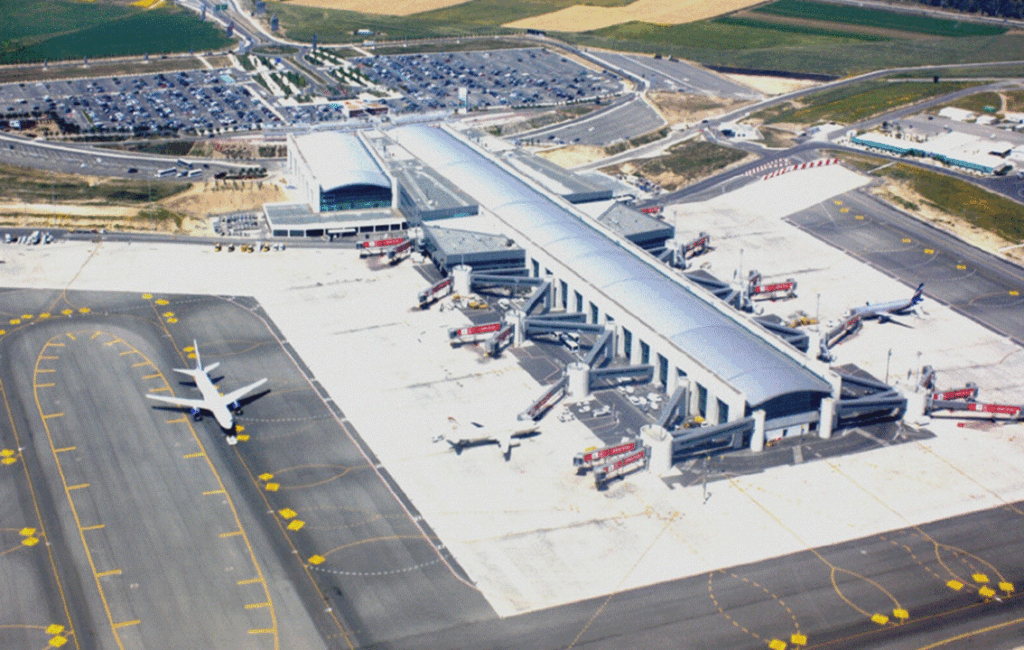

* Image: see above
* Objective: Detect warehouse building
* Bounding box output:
[390,125,838,433]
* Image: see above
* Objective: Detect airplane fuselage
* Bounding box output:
[188,369,236,430]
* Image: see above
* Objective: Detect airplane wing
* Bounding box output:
[146,393,208,410]
[221,378,268,406]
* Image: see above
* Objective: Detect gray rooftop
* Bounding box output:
[292,132,391,193]
[264,202,392,227]
[596,202,673,240]
[390,125,832,408]
[391,160,477,212]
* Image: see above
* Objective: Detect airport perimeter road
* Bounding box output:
[787,189,1024,345]
[519,95,665,147]
[587,51,759,98]
[0,288,494,649]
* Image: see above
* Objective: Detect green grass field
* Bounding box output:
[935,90,1003,114]
[611,139,747,191]
[0,163,187,204]
[0,1,233,64]
[752,81,977,125]
[715,16,889,42]
[752,0,1006,37]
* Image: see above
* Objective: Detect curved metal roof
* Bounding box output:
[391,125,832,408]
[293,132,390,193]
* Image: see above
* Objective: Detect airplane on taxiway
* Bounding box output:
[146,340,267,444]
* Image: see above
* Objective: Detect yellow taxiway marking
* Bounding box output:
[91,332,102,340]
[166,417,187,424]
[220,530,243,538]
[64,333,75,340]
[36,383,56,388]
[132,362,152,369]
[237,577,261,585]
[149,386,170,393]
[924,248,935,255]
[202,489,225,496]
[183,452,205,459]
[53,446,77,453]
[308,555,325,565]
[67,483,89,491]
[249,629,274,635]
[96,569,122,578]
[46,624,65,635]
[245,602,270,610]
[112,620,140,629]
[81,524,105,531]
[103,338,122,347]
[40,356,59,360]
[43,412,65,419]
[143,373,161,379]
[36,369,55,373]
[119,350,138,357]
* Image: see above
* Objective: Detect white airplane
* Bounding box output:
[146,341,267,444]
[848,283,924,324]
[435,416,539,460]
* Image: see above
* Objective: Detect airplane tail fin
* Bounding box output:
[912,283,924,304]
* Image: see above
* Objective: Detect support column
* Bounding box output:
[567,362,590,401]
[452,264,472,296]
[750,409,766,452]
[512,309,526,347]
[903,391,930,427]
[819,397,835,440]
[641,424,673,475]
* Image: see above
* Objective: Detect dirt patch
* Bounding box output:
[504,0,764,32]
[647,91,750,126]
[282,0,472,15]
[870,180,1024,265]
[721,73,820,96]
[161,177,287,220]
[536,144,608,168]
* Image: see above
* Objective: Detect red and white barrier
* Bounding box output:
[762,158,840,180]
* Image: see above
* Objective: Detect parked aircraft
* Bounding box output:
[435,416,539,459]
[146,341,267,444]
[848,283,924,324]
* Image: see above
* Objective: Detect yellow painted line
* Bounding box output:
[36,369,55,373]
[81,524,105,531]
[67,483,89,491]
[202,489,225,495]
[245,602,270,610]
[112,620,140,629]
[183,452,205,459]
[166,417,187,424]
[143,373,161,379]
[248,629,274,635]
[149,386,171,393]
[40,356,59,360]
[53,446,77,453]
[219,530,242,538]
[96,569,122,578]
[104,339,122,347]
[43,412,64,419]
[237,577,261,585]
[91,332,102,340]
[118,350,138,357]
[36,383,55,388]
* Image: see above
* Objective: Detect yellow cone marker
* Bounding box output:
[309,555,325,565]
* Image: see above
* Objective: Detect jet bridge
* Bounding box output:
[671,417,757,461]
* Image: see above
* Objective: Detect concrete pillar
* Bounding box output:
[818,396,835,440]
[903,391,930,427]
[705,394,720,425]
[512,309,526,347]
[567,362,590,401]
[641,424,673,475]
[452,264,472,297]
[750,409,766,452]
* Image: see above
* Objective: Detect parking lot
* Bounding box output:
[0,69,281,136]
[355,48,624,113]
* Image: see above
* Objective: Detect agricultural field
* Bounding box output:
[752,0,1005,38]
[747,81,978,125]
[0,0,233,64]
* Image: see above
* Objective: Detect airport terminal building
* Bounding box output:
[389,125,839,432]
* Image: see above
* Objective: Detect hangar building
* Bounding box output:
[390,124,839,433]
